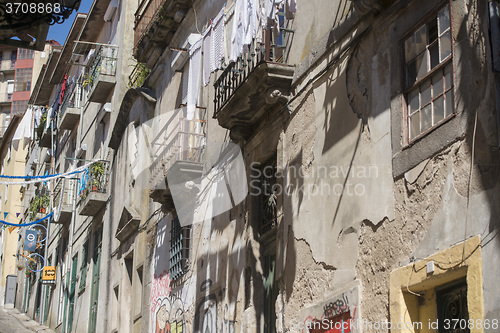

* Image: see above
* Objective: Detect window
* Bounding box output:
[404,4,453,142]
[7,80,14,100]
[0,52,3,65]
[79,240,89,292]
[15,68,32,91]
[436,280,469,333]
[10,51,16,68]
[12,100,28,115]
[169,217,190,280]
[18,48,34,60]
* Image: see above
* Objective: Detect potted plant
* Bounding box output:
[29,191,49,220]
[90,162,105,192]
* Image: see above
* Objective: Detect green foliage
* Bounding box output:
[29,188,49,221]
[90,162,105,189]
[128,62,150,88]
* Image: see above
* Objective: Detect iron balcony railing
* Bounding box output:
[54,177,75,209]
[87,45,118,92]
[59,80,80,117]
[213,27,294,117]
[149,109,206,181]
[134,0,164,50]
[128,62,150,88]
[78,160,111,200]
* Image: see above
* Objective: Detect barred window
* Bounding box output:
[15,68,32,91]
[11,100,28,115]
[169,217,190,280]
[404,3,454,142]
[18,48,34,60]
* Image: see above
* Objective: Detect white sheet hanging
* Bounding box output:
[13,106,33,142]
[211,5,226,71]
[187,38,202,120]
[202,26,212,86]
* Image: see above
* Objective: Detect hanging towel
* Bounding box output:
[211,5,226,71]
[230,0,246,62]
[244,0,258,47]
[231,0,259,61]
[202,26,212,87]
[187,38,202,120]
[13,106,33,142]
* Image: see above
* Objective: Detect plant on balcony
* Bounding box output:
[128,61,150,88]
[90,162,105,192]
[29,192,50,220]
[36,111,47,140]
[82,72,94,89]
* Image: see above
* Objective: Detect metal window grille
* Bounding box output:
[436,281,469,333]
[169,217,190,280]
[258,161,279,237]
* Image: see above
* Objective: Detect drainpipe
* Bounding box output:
[63,178,78,333]
[488,0,500,147]
[39,116,54,324]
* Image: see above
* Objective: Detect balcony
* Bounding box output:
[213,39,294,141]
[53,178,75,224]
[86,45,118,103]
[39,124,53,148]
[78,161,110,216]
[149,109,205,213]
[133,0,192,66]
[59,81,81,130]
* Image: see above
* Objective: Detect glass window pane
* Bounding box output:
[416,52,429,80]
[409,89,419,112]
[428,18,438,44]
[434,95,445,123]
[440,31,452,61]
[421,104,432,132]
[438,5,450,35]
[430,42,439,69]
[405,35,416,62]
[414,25,428,55]
[444,63,453,89]
[432,71,444,96]
[421,80,431,106]
[407,60,417,86]
[410,112,420,140]
[445,90,454,116]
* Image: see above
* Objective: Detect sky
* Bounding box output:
[46,0,94,45]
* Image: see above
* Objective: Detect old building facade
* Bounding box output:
[4,0,500,332]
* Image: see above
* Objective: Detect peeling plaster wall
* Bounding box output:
[139,0,500,333]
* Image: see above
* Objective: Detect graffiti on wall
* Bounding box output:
[194,279,236,333]
[153,295,185,333]
[323,294,349,319]
[150,216,188,333]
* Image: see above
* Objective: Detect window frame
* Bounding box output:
[168,216,190,281]
[402,1,456,147]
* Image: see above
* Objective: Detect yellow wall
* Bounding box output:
[0,139,28,298]
[390,236,484,333]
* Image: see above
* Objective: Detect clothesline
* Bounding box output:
[0,160,98,185]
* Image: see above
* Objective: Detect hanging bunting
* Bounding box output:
[16,213,20,217]
[3,212,8,219]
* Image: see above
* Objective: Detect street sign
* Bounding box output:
[23,230,38,252]
[42,266,56,284]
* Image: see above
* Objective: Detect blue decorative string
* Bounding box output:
[0,168,86,179]
[0,212,53,227]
